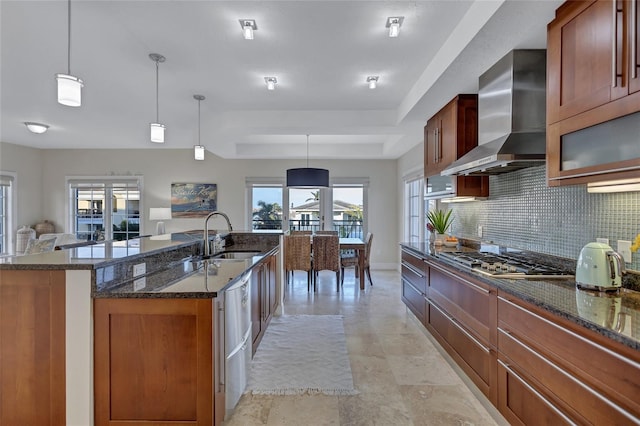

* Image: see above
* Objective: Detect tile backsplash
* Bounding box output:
[449,165,640,270]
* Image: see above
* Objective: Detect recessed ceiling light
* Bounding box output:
[265,77,277,91]
[386,16,404,37]
[240,19,257,40]
[367,76,379,89]
[24,122,49,134]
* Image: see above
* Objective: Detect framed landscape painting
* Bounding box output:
[171,183,217,218]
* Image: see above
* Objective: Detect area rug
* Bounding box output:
[246,314,358,396]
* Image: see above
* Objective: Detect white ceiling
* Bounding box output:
[0,0,563,160]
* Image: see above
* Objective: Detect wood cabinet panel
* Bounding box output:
[401,249,427,294]
[630,0,640,93]
[497,359,574,426]
[402,278,427,325]
[428,301,496,401]
[251,253,279,355]
[428,262,495,344]
[94,298,216,426]
[0,270,66,426]
[498,293,640,422]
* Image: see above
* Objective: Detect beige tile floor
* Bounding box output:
[223,270,509,426]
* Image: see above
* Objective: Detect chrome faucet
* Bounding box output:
[203,211,233,257]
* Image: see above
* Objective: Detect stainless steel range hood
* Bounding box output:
[442,50,547,176]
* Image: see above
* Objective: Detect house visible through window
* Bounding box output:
[0,173,16,255]
[68,177,142,241]
[247,180,284,231]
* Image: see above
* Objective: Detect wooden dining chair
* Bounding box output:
[311,234,341,292]
[290,230,312,235]
[341,232,374,286]
[315,230,338,235]
[283,234,312,290]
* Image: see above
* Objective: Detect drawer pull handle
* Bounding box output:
[431,302,491,354]
[402,261,424,278]
[498,360,577,425]
[402,249,423,261]
[430,262,491,294]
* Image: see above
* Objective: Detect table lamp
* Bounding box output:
[149,207,172,235]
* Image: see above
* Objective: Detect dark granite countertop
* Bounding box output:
[400,242,640,351]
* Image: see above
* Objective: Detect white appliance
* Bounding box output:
[575,242,625,291]
[222,270,252,418]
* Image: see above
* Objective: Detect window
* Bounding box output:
[0,173,16,255]
[404,176,424,244]
[331,182,367,238]
[68,177,142,241]
[247,179,284,231]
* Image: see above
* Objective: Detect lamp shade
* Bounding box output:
[150,123,165,143]
[56,73,83,107]
[286,167,329,188]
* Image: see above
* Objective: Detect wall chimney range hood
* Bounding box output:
[442,50,547,176]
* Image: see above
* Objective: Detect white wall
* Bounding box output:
[0,142,44,229]
[23,147,398,268]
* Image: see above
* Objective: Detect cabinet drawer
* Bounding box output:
[401,263,427,294]
[402,279,426,324]
[498,294,640,421]
[428,300,495,398]
[428,261,495,344]
[401,248,427,273]
[497,358,574,426]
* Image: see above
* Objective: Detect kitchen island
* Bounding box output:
[0,231,280,426]
[400,241,640,424]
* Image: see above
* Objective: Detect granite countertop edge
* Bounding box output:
[400,242,640,352]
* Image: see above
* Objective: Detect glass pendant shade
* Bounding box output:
[194,145,205,160]
[150,122,165,143]
[286,168,329,188]
[56,73,83,107]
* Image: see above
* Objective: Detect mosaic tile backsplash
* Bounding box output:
[449,166,640,271]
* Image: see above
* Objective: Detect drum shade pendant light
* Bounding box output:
[149,53,166,143]
[286,135,329,188]
[56,0,83,107]
[193,94,205,160]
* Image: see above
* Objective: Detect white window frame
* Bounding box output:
[245,177,286,231]
[66,176,144,240]
[404,171,424,244]
[329,178,369,238]
[0,172,17,255]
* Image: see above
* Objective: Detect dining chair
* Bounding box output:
[341,232,374,286]
[290,230,313,235]
[283,234,312,290]
[311,234,341,292]
[315,230,338,235]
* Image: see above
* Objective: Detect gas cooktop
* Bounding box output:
[437,251,574,279]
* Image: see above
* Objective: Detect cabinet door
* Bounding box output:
[267,255,278,318]
[548,0,621,123]
[497,358,575,426]
[438,102,457,167]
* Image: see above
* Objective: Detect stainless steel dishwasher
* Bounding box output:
[222,270,252,418]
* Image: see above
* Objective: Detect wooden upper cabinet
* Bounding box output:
[547,0,640,186]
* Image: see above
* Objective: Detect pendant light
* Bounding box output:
[55,0,83,107]
[194,94,205,160]
[149,53,166,143]
[286,135,329,188]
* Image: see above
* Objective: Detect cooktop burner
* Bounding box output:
[438,251,573,279]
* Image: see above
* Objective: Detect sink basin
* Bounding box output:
[211,251,262,260]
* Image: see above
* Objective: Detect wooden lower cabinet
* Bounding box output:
[498,292,640,424]
[94,297,223,426]
[402,278,427,324]
[251,252,278,355]
[0,270,66,426]
[401,248,428,325]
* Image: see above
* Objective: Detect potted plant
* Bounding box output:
[427,209,453,244]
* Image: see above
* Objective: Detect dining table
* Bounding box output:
[338,237,367,290]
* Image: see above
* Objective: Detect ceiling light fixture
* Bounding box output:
[194,94,206,160]
[149,53,166,143]
[23,122,49,134]
[286,134,330,188]
[367,76,379,89]
[240,19,257,40]
[265,77,277,91]
[386,16,404,38]
[55,0,83,107]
